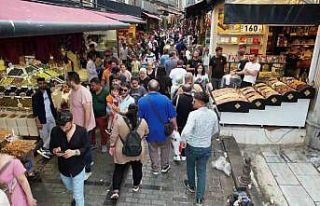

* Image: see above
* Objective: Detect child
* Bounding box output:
[106,84,121,134]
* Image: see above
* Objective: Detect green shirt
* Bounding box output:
[92,87,109,117]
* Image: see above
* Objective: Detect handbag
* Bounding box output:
[146,96,174,136]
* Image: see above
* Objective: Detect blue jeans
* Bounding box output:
[60,169,85,206]
[212,78,222,90]
[186,144,211,200]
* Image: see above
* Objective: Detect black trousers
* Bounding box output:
[240,81,253,88]
[112,161,143,190]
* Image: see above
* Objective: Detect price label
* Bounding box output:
[240,24,263,33]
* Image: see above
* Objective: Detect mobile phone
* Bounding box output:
[56,151,65,155]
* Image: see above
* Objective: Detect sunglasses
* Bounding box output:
[121,88,128,92]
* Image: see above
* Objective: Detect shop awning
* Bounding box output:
[0,0,129,38]
[94,11,146,24]
[97,0,142,17]
[142,12,162,21]
[224,0,320,25]
[185,0,213,18]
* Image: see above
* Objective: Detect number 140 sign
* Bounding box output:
[240,24,263,33]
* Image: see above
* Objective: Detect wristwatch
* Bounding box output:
[74,150,80,156]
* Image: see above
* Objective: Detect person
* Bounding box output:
[194,64,210,90]
[187,51,202,74]
[172,84,194,161]
[109,63,127,85]
[119,43,128,66]
[159,49,169,66]
[32,77,57,159]
[95,56,104,80]
[181,92,219,206]
[237,46,248,80]
[119,83,135,114]
[174,73,203,104]
[86,51,98,82]
[208,47,227,90]
[236,54,261,87]
[50,110,89,206]
[109,103,149,200]
[0,153,37,206]
[130,55,141,76]
[102,61,119,88]
[119,64,132,82]
[68,72,95,180]
[169,60,187,98]
[156,66,172,98]
[176,40,187,55]
[130,76,147,103]
[106,84,121,133]
[139,68,151,90]
[138,80,177,175]
[145,49,156,65]
[164,51,178,76]
[146,62,156,80]
[90,77,109,153]
[202,47,210,72]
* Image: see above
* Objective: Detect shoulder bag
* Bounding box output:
[146,95,174,137]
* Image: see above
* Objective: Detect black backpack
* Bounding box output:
[120,117,143,157]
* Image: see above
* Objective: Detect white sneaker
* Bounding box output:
[181,156,186,161]
[84,172,92,181]
[90,161,94,166]
[101,145,108,153]
[173,155,181,161]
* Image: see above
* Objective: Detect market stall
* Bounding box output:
[212,77,315,127]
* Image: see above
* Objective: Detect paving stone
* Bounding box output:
[268,163,299,185]
[296,175,320,202]
[280,185,315,206]
[288,163,319,176]
[262,151,285,163]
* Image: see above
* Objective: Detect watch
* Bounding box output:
[74,150,80,156]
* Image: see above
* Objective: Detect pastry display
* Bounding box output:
[265,77,298,102]
[280,77,315,99]
[239,87,265,109]
[254,83,282,106]
[1,139,36,157]
[0,77,14,87]
[212,88,250,112]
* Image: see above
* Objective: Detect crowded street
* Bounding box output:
[0,0,320,206]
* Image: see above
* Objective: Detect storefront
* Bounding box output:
[0,0,129,137]
[209,1,320,144]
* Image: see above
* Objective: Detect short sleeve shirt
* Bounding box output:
[209,56,227,79]
[70,85,96,131]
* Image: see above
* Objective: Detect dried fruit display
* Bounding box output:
[0,77,14,87]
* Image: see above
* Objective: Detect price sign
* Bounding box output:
[240,24,263,33]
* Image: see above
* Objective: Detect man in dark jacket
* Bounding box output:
[32,77,57,159]
[172,84,194,161]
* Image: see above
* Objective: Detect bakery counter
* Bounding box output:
[219,99,310,127]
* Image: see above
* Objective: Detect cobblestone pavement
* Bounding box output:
[31,140,234,206]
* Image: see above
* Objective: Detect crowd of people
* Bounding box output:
[0,27,262,206]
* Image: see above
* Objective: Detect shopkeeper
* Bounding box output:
[236,54,261,87]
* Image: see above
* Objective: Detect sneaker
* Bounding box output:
[181,156,186,161]
[161,165,171,173]
[110,191,119,200]
[195,198,203,206]
[173,155,181,161]
[37,148,52,159]
[132,185,140,192]
[84,172,92,181]
[184,179,195,193]
[90,161,95,167]
[152,170,160,175]
[101,145,108,153]
[90,145,97,150]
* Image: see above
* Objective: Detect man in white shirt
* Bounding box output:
[145,49,156,65]
[237,54,261,87]
[169,60,187,98]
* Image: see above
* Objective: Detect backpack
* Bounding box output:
[120,117,143,157]
[0,160,14,205]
